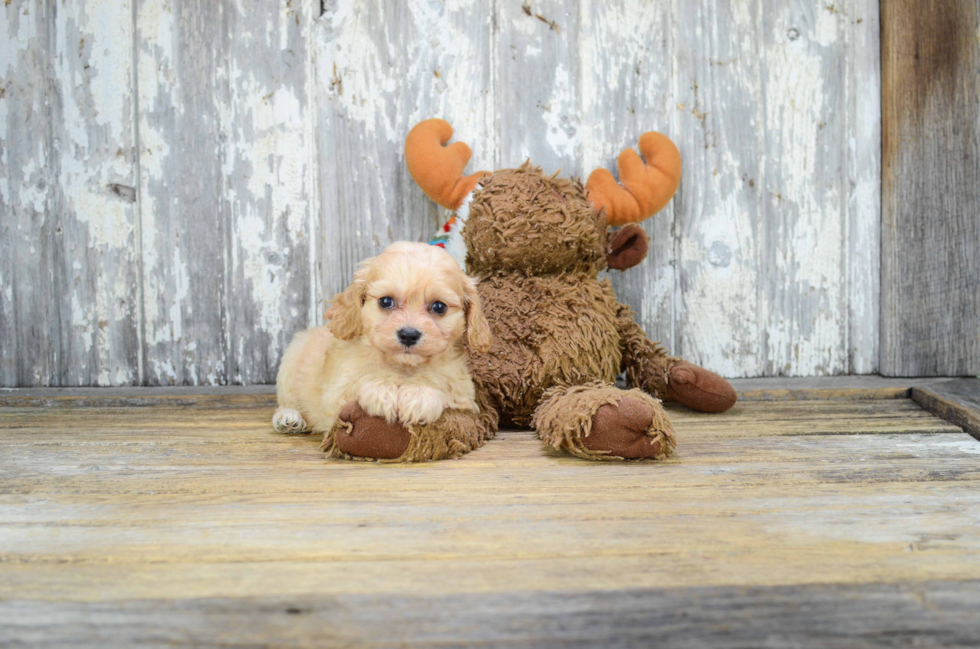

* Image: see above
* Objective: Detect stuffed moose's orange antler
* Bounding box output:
[585,132,682,226]
[405,119,488,210]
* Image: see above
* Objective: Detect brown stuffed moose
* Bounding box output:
[331,119,737,462]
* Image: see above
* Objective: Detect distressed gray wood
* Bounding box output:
[0,376,972,409]
[0,1,54,387]
[671,0,765,378]
[880,1,980,376]
[1,0,141,387]
[135,0,228,385]
[912,379,980,439]
[0,375,934,408]
[672,0,880,378]
[314,0,497,303]
[846,2,881,374]
[1,392,979,646]
[582,1,677,352]
[219,0,317,384]
[1,0,895,386]
[135,0,316,385]
[495,1,581,175]
[731,374,963,401]
[5,581,980,647]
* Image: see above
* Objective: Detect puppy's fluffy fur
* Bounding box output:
[273,242,492,439]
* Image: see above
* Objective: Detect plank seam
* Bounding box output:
[131,0,146,387]
[910,387,980,439]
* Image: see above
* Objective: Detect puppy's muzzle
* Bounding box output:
[397,327,422,348]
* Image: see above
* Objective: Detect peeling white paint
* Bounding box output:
[15,157,48,215]
[317,2,398,141]
[3,0,885,386]
[667,0,879,377]
[70,187,134,250]
[813,5,839,47]
[0,0,141,385]
[846,0,881,374]
[760,3,846,375]
[542,64,578,165]
[678,188,761,377]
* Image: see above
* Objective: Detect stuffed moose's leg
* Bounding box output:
[614,301,676,401]
[532,382,675,461]
[324,393,498,463]
[614,301,737,413]
[666,361,738,413]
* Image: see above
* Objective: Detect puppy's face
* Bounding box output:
[327,242,491,367]
[362,246,468,366]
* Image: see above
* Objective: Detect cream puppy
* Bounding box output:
[273,242,491,439]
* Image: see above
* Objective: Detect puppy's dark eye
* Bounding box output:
[378,296,395,309]
[430,301,448,315]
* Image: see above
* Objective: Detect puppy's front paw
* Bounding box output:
[357,382,401,423]
[273,408,309,434]
[397,385,447,425]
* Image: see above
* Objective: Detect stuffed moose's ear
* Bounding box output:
[606,225,649,271]
[405,119,489,210]
[586,132,681,226]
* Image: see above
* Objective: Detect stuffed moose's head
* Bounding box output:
[406,119,682,276]
[373,119,738,463]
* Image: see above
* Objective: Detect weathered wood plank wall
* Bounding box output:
[880,0,980,376]
[0,0,891,386]
[317,0,882,379]
[2,0,317,386]
[1,0,141,386]
[135,0,317,385]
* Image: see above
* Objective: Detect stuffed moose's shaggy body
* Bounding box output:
[330,119,737,462]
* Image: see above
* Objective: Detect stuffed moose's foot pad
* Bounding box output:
[533,384,676,461]
[666,361,737,413]
[335,401,410,460]
[586,397,669,459]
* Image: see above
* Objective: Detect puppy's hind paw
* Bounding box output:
[273,408,309,434]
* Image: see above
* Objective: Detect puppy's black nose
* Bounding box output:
[397,327,422,347]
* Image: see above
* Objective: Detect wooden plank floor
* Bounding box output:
[2,389,980,646]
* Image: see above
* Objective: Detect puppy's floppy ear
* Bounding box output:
[462,276,492,353]
[326,261,371,341]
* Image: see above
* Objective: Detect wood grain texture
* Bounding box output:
[2,0,890,386]
[845,1,881,375]
[880,0,980,376]
[583,1,677,352]
[135,0,227,386]
[314,0,497,303]
[0,395,978,646]
[495,0,580,175]
[1,0,141,387]
[2,376,972,408]
[136,0,316,385]
[1,1,55,387]
[220,0,318,385]
[912,378,980,439]
[672,0,881,377]
[4,581,980,648]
